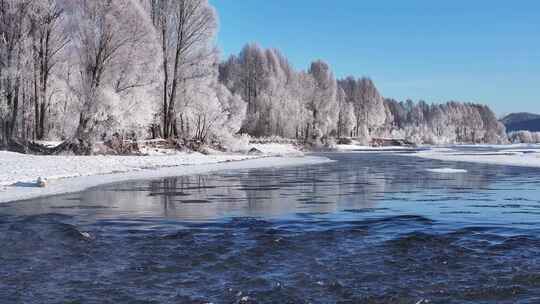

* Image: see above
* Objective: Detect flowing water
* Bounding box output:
[2,150,540,303]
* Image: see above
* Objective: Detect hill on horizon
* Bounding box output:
[501,112,540,132]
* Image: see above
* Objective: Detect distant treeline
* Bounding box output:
[220,43,507,145]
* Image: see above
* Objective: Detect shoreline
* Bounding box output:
[407,146,540,169]
[4,143,540,204]
[0,154,332,204]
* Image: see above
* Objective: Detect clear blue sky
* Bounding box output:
[210,0,539,116]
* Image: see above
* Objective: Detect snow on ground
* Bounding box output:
[443,143,540,150]
[335,144,413,152]
[0,144,331,203]
[0,151,256,187]
[33,140,62,148]
[425,168,468,174]
[139,145,186,155]
[250,143,304,156]
[412,147,540,168]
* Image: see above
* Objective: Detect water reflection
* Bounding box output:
[4,153,539,225]
[3,152,540,303]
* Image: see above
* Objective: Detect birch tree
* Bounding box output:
[29,0,69,140]
[336,87,355,138]
[59,0,159,153]
[150,0,218,139]
[0,0,32,146]
[306,60,338,144]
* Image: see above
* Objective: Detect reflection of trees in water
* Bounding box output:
[377,161,500,194]
[6,154,510,220]
[287,153,505,210]
[238,165,385,215]
[89,155,507,220]
[334,167,386,210]
[146,175,249,220]
[237,169,286,216]
[149,176,213,216]
[328,154,505,203]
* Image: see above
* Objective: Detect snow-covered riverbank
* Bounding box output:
[335,142,540,169]
[0,144,331,203]
[411,145,540,169]
[335,144,414,152]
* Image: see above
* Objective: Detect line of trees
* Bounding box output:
[380,100,507,144]
[0,0,508,154]
[508,131,540,143]
[219,43,507,145]
[0,0,246,153]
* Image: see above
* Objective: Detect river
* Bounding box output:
[2,151,540,303]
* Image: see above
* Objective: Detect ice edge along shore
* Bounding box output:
[410,145,540,169]
[4,143,540,204]
[0,143,332,203]
[0,152,333,204]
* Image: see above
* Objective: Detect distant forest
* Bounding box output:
[0,0,509,154]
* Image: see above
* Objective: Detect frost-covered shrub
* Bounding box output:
[533,132,540,143]
[508,131,540,143]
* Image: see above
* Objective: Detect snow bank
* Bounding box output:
[426,168,468,174]
[250,143,304,156]
[443,143,540,150]
[0,151,255,187]
[0,151,332,203]
[335,144,414,152]
[33,140,62,148]
[412,147,540,168]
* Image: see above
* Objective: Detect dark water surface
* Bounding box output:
[2,151,540,303]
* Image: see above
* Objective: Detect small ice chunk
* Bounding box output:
[80,232,93,240]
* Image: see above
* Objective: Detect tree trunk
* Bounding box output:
[8,84,20,140]
[38,102,46,139]
[161,25,169,138]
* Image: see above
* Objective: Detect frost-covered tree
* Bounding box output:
[163,45,247,146]
[338,77,386,138]
[337,77,358,135]
[215,82,246,136]
[306,60,338,144]
[475,104,506,143]
[29,0,69,140]
[288,71,313,140]
[0,0,71,144]
[509,130,535,143]
[258,48,294,137]
[384,98,407,129]
[151,0,218,139]
[58,0,160,153]
[379,99,507,145]
[219,44,296,137]
[336,87,355,138]
[0,0,33,145]
[173,72,246,146]
[357,77,386,132]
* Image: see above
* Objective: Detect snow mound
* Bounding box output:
[426,168,467,173]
